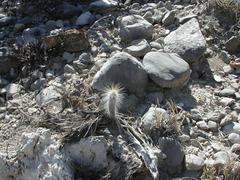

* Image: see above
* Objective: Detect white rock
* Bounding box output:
[220,97,235,106]
[185,154,205,171]
[142,107,169,132]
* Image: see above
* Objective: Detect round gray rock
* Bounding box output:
[119,15,153,43]
[185,154,204,171]
[91,52,148,97]
[143,52,191,88]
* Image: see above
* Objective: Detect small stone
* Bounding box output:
[124,39,151,57]
[220,97,235,106]
[150,42,162,49]
[196,121,209,130]
[76,11,94,26]
[30,78,47,91]
[213,151,230,166]
[78,53,93,65]
[235,92,240,100]
[142,107,169,132]
[178,134,190,142]
[185,154,205,171]
[219,88,236,97]
[208,121,218,131]
[228,133,240,144]
[178,14,197,24]
[219,50,231,64]
[64,64,76,74]
[162,10,175,26]
[213,75,223,83]
[231,144,240,153]
[223,65,233,74]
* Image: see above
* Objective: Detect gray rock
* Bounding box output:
[219,88,236,97]
[222,122,240,135]
[64,64,76,74]
[0,47,19,75]
[143,52,191,88]
[36,86,63,113]
[124,39,151,57]
[208,121,218,131]
[78,53,93,65]
[89,0,118,13]
[213,151,230,166]
[225,36,240,54]
[179,134,190,142]
[196,121,209,130]
[64,136,108,171]
[185,154,204,171]
[219,50,231,64]
[119,15,153,43]
[162,10,175,26]
[30,78,46,91]
[228,133,240,144]
[220,97,235,106]
[164,18,206,64]
[76,11,94,26]
[150,42,163,50]
[3,83,22,98]
[142,107,169,132]
[91,52,148,97]
[159,137,184,174]
[0,16,16,27]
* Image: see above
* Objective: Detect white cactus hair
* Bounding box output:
[102,83,125,119]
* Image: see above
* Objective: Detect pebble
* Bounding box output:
[196,121,209,130]
[219,88,236,97]
[228,133,240,144]
[219,97,235,106]
[185,154,205,171]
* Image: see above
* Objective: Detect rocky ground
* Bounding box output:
[0,0,240,179]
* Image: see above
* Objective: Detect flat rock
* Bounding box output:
[124,39,151,57]
[91,52,148,97]
[185,154,204,171]
[164,18,206,64]
[142,107,169,132]
[143,52,191,88]
[196,121,209,130]
[119,15,153,43]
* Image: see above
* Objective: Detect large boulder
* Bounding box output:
[119,15,153,43]
[91,52,148,97]
[164,18,206,64]
[143,52,191,88]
